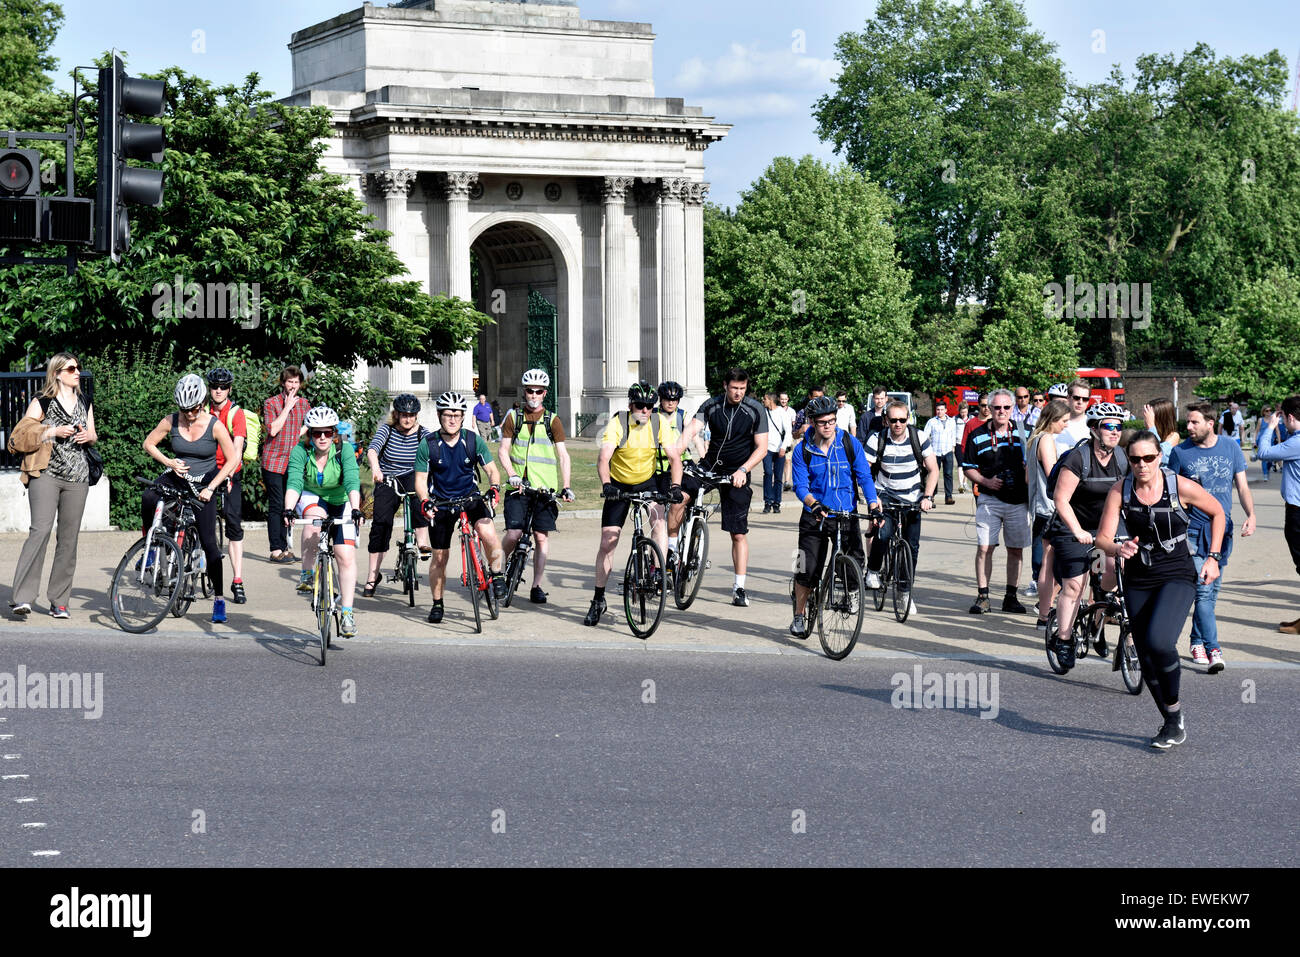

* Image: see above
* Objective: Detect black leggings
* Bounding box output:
[1126,580,1196,721]
[368,472,428,554]
[141,471,224,597]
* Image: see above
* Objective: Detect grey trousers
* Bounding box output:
[11,473,90,609]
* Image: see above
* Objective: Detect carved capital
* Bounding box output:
[602,176,634,202]
[366,169,418,198]
[439,170,480,199]
[659,177,690,203]
[682,181,710,206]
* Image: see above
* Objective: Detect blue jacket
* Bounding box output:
[1258,424,1300,507]
[792,429,879,513]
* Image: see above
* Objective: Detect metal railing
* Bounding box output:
[0,372,95,469]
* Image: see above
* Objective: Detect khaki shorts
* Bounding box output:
[976,497,1030,548]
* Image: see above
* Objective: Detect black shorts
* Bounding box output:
[678,472,702,503]
[222,473,243,541]
[504,490,558,533]
[717,481,753,535]
[431,500,492,550]
[1051,533,1095,581]
[795,510,865,587]
[601,476,665,529]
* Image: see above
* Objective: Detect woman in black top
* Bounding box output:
[1097,431,1225,749]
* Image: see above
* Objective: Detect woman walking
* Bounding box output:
[1143,399,1181,465]
[8,353,98,619]
[1025,398,1069,629]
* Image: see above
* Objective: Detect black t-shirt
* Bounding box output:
[1122,475,1197,588]
[1051,441,1126,534]
[697,394,768,472]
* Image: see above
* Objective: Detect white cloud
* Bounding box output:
[694,93,810,119]
[674,42,840,92]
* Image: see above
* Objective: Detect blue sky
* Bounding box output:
[44,0,1300,208]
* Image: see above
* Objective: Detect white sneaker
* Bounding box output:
[1191,645,1209,666]
[1024,581,1039,597]
[908,598,918,615]
[864,571,882,589]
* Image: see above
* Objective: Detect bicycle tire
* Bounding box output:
[623,537,666,639]
[477,538,500,620]
[404,549,418,608]
[1072,605,1092,660]
[502,544,527,609]
[892,541,914,624]
[315,557,333,665]
[872,543,888,612]
[465,535,482,634]
[674,517,708,610]
[1118,623,1142,695]
[172,533,202,618]
[818,553,864,660]
[109,535,184,633]
[1044,609,1069,674]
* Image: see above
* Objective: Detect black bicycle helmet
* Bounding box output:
[657,380,684,401]
[206,367,234,388]
[805,395,837,419]
[628,380,656,404]
[393,393,421,415]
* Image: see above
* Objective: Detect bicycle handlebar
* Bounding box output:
[602,490,671,504]
[684,463,733,486]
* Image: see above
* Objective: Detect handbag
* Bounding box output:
[85,443,103,486]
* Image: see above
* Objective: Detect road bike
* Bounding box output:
[431,491,499,633]
[669,464,727,610]
[500,483,558,608]
[871,501,922,623]
[383,473,423,607]
[1044,541,1141,694]
[788,508,870,660]
[305,514,345,666]
[604,488,670,639]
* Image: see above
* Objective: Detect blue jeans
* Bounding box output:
[937,451,954,498]
[1189,554,1222,652]
[763,451,783,505]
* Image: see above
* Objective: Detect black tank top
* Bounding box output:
[1123,473,1196,588]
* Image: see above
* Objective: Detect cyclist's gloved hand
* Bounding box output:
[351,509,364,525]
[488,485,501,507]
[668,484,684,504]
[811,501,829,518]
[282,513,294,528]
[602,482,619,499]
[561,487,575,503]
[420,498,437,520]
[508,474,523,489]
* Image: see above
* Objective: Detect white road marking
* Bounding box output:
[22,822,47,828]
[0,734,13,740]
[31,850,60,856]
[15,797,36,802]
[2,774,29,780]
[2,754,20,759]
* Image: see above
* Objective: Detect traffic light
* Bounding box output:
[0,148,42,241]
[95,54,165,261]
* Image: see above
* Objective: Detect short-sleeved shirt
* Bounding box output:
[368,423,429,476]
[602,412,680,486]
[835,403,855,433]
[1049,441,1126,534]
[695,394,768,473]
[415,430,493,499]
[1054,417,1091,457]
[961,422,1029,505]
[209,398,247,475]
[1167,435,1247,555]
[863,429,933,503]
[473,402,494,424]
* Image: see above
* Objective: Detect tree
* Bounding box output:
[974,271,1079,389]
[1200,268,1300,404]
[704,156,917,402]
[0,1,68,177]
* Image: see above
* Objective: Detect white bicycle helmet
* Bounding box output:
[303,406,340,429]
[1087,401,1127,423]
[521,368,550,388]
[435,390,469,412]
[1047,383,1069,398]
[174,373,207,409]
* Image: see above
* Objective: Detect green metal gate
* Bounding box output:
[526,289,558,414]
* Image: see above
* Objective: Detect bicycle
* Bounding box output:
[669,464,727,610]
[788,508,870,660]
[870,501,922,623]
[1044,541,1141,694]
[383,473,423,607]
[304,514,343,666]
[430,491,499,633]
[500,483,559,608]
[604,488,670,639]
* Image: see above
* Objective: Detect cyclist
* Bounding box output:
[364,393,432,597]
[677,367,769,607]
[283,406,363,638]
[658,380,706,560]
[583,381,684,627]
[498,369,575,604]
[790,395,882,636]
[205,368,248,604]
[415,391,504,624]
[141,374,241,623]
[1047,401,1129,666]
[863,400,938,616]
[1096,430,1225,748]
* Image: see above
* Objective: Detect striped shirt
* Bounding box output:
[863,430,932,503]
[368,423,427,476]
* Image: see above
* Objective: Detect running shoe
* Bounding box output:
[969,595,990,614]
[210,598,226,623]
[789,614,807,638]
[427,603,444,624]
[864,570,882,589]
[230,581,247,604]
[1150,713,1187,749]
[339,612,357,638]
[582,597,607,626]
[493,575,508,599]
[49,606,70,620]
[1207,649,1225,674]
[1191,645,1209,666]
[12,603,31,617]
[1035,617,1048,633]
[296,571,314,593]
[1024,581,1038,597]
[732,587,749,607]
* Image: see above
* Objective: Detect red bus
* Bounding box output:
[932,367,1126,415]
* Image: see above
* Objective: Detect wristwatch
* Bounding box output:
[1207,551,1222,562]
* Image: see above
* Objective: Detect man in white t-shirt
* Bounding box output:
[777,392,797,490]
[835,392,856,436]
[1055,378,1094,457]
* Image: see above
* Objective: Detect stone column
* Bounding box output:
[659,178,689,389]
[602,176,634,390]
[367,170,418,394]
[634,179,661,386]
[683,182,709,402]
[442,171,478,395]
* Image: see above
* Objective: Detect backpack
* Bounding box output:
[509,407,557,445]
[219,403,260,465]
[615,411,662,452]
[1046,436,1129,498]
[801,429,862,503]
[1120,466,1191,555]
[867,422,929,481]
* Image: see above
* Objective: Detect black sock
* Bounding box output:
[594,587,606,601]
[432,598,443,607]
[978,587,989,597]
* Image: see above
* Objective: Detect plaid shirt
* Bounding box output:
[260,391,309,474]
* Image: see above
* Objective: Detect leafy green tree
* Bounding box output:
[703,156,917,402]
[0,1,68,175]
[974,271,1080,389]
[1200,268,1300,404]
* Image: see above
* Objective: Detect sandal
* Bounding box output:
[363,576,381,598]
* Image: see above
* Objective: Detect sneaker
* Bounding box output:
[1024,581,1038,597]
[582,597,607,626]
[864,570,882,589]
[1035,617,1049,633]
[49,606,70,620]
[13,602,31,617]
[1002,595,1027,614]
[900,591,917,616]
[296,571,314,594]
[969,595,990,614]
[529,586,548,604]
[339,612,357,638]
[210,598,226,623]
[1057,634,1075,669]
[1207,648,1225,674]
[732,587,749,607]
[427,603,444,624]
[493,575,507,599]
[230,581,247,604]
[789,614,808,638]
[1190,644,1209,666]
[772,504,781,514]
[762,503,772,514]
[1150,713,1187,749]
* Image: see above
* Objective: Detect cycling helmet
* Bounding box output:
[174,374,207,410]
[657,380,684,401]
[1047,383,1069,398]
[805,395,837,420]
[1087,401,1126,424]
[393,393,421,415]
[206,367,234,388]
[435,390,469,412]
[303,406,340,429]
[627,380,656,405]
[521,368,550,388]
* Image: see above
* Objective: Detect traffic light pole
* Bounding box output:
[0,125,81,275]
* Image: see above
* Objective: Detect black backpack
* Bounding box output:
[867,422,929,480]
[801,430,862,503]
[1046,436,1129,497]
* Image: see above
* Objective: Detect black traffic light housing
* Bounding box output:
[0,148,43,242]
[94,54,165,261]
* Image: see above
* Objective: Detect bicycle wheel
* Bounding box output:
[464,536,482,634]
[892,541,914,624]
[818,553,864,660]
[171,535,202,618]
[502,543,526,609]
[315,557,333,665]
[477,538,500,620]
[109,535,184,633]
[1072,607,1092,660]
[872,542,888,612]
[623,537,666,639]
[674,518,708,610]
[1044,609,1069,674]
[1118,623,1142,695]
[404,549,418,608]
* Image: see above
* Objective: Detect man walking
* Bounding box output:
[835,392,857,437]
[1055,378,1094,456]
[472,393,495,442]
[962,389,1031,614]
[261,366,309,563]
[858,387,889,438]
[921,402,957,505]
[777,392,797,491]
[1258,397,1300,633]
[1011,387,1037,430]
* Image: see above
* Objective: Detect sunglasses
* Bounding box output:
[1071,395,1090,402]
[991,404,1012,410]
[1098,422,1122,432]
[888,417,908,424]
[1033,397,1045,403]
[61,364,80,373]
[180,405,202,414]
[631,402,654,411]
[310,429,336,438]
[1131,452,1161,464]
[524,388,545,395]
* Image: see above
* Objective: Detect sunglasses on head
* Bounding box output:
[1131,452,1160,464]
[1098,422,1122,432]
